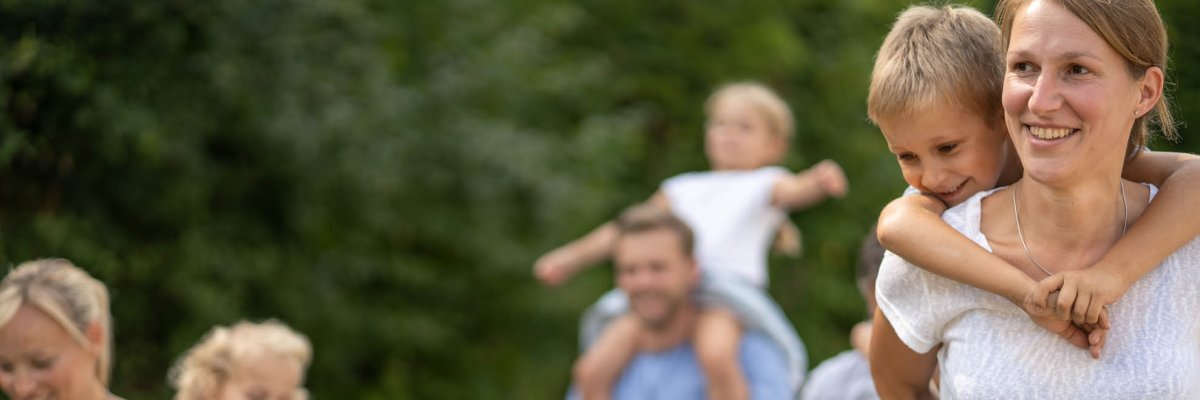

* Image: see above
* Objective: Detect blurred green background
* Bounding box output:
[3,0,1200,398]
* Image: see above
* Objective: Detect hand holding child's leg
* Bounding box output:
[574,315,643,400]
[695,308,748,400]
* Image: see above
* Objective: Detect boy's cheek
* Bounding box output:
[898,167,924,191]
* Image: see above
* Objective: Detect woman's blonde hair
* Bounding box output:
[705,82,795,141]
[170,319,312,400]
[0,259,113,385]
[996,0,1177,159]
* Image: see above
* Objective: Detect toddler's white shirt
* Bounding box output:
[662,166,788,287]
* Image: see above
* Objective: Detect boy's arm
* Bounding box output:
[878,193,1109,354]
[1033,151,1200,325]
[876,194,1037,306]
[534,192,670,287]
[868,310,938,400]
[772,159,848,209]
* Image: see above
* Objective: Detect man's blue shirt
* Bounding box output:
[587,331,791,400]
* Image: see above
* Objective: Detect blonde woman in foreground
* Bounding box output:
[171,320,311,400]
[0,258,121,400]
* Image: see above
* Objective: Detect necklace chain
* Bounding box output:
[1012,181,1128,277]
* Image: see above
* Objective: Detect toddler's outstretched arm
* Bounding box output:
[534,192,669,287]
[772,159,848,209]
[1030,152,1200,326]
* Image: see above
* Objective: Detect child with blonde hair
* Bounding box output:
[866,3,1200,359]
[0,259,119,400]
[538,81,848,399]
[171,319,312,400]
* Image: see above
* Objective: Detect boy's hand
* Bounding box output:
[812,159,849,198]
[534,249,579,287]
[1027,269,1127,328]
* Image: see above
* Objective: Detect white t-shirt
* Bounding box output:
[662,166,789,287]
[877,185,1200,399]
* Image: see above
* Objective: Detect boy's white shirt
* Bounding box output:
[876,185,1200,399]
[662,166,789,287]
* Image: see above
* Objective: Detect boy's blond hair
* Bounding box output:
[705,82,794,141]
[867,5,1003,125]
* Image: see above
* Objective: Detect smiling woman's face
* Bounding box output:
[0,304,103,400]
[1001,0,1156,185]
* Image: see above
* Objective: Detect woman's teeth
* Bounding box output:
[1030,126,1074,139]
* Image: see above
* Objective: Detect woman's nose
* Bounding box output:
[10,371,38,398]
[1028,73,1063,116]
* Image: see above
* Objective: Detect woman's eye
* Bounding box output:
[1069,64,1090,75]
[32,357,55,370]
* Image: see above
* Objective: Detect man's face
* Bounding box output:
[613,228,699,330]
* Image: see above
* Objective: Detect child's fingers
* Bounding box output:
[1071,292,1091,326]
[1056,283,1078,321]
[815,160,848,197]
[1085,300,1107,326]
[1098,307,1111,330]
[1032,275,1065,311]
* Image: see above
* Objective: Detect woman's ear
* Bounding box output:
[85,320,105,352]
[1136,66,1164,116]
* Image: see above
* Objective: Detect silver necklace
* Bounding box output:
[1012,181,1127,277]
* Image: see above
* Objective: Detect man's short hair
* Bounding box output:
[614,205,695,256]
[867,5,1004,125]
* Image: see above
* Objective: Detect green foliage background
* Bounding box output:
[2,0,1198,398]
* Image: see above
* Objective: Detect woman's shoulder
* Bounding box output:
[938,187,1007,242]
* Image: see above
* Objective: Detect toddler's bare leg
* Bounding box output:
[574,315,642,400]
[695,308,747,400]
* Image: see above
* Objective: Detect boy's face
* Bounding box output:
[705,96,786,171]
[879,104,1010,206]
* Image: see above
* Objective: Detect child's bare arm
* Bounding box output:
[574,315,644,399]
[1031,151,1200,325]
[534,192,670,287]
[879,193,1112,353]
[877,194,1038,306]
[772,159,848,210]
